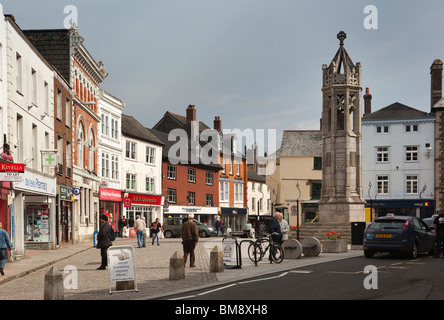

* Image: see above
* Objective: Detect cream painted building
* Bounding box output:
[266,130,322,227]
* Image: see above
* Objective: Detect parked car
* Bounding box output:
[163,217,216,238]
[363,214,435,258]
[423,214,438,230]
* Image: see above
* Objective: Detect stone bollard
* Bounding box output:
[169,251,185,280]
[44,266,64,300]
[209,246,224,273]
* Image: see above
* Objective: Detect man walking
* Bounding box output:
[182,213,199,267]
[96,215,113,270]
[276,212,289,241]
[434,209,444,258]
[151,218,163,246]
[0,222,12,276]
[134,215,146,248]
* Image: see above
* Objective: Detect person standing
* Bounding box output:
[0,222,12,276]
[182,213,199,267]
[215,218,221,237]
[134,215,146,248]
[268,213,282,243]
[151,218,163,246]
[96,215,113,270]
[118,216,127,238]
[276,213,289,241]
[434,209,444,258]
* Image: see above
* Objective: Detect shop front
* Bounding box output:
[58,186,73,245]
[220,207,248,232]
[13,171,56,253]
[99,187,122,229]
[123,192,163,228]
[365,199,435,219]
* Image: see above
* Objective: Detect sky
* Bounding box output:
[3,0,444,154]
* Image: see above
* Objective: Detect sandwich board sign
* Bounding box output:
[107,245,138,294]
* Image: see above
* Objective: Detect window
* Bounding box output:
[146,177,155,193]
[56,88,62,120]
[311,182,322,200]
[168,189,177,203]
[229,160,233,175]
[234,183,243,203]
[111,118,118,139]
[206,172,213,185]
[220,181,229,202]
[405,146,418,162]
[313,157,322,170]
[65,141,72,178]
[16,53,22,93]
[206,194,213,206]
[101,114,109,136]
[77,122,85,167]
[111,156,119,180]
[236,163,240,175]
[406,124,418,133]
[167,165,176,180]
[406,175,418,194]
[377,176,389,194]
[125,141,136,159]
[126,173,136,190]
[188,192,195,205]
[88,130,95,171]
[376,147,389,163]
[101,153,109,178]
[252,197,256,210]
[146,146,155,164]
[44,81,49,115]
[65,97,71,127]
[31,68,37,104]
[376,126,389,134]
[188,168,196,183]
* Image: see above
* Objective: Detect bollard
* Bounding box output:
[282,239,303,259]
[209,246,224,273]
[44,266,64,300]
[169,251,185,280]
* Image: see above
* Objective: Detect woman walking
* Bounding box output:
[0,222,13,276]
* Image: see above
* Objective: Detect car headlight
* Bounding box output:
[208,228,215,231]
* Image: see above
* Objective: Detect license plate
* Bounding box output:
[376,234,393,238]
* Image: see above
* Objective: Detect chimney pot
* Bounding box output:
[364,87,372,115]
[431,59,443,110]
[214,116,221,131]
[186,105,196,124]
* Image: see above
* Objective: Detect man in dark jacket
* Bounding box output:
[434,209,444,258]
[182,213,199,267]
[97,215,113,270]
[268,213,283,243]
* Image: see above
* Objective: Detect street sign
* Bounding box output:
[291,205,298,213]
[124,197,132,208]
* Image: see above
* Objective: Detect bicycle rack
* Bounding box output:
[222,237,255,269]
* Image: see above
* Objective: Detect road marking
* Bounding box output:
[238,272,289,284]
[327,271,363,274]
[197,284,237,296]
[290,270,313,274]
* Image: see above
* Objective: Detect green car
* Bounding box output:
[163,217,216,238]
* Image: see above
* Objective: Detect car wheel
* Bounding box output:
[164,230,173,238]
[199,230,208,238]
[364,250,374,258]
[409,242,418,259]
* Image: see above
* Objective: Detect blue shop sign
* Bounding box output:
[220,207,247,215]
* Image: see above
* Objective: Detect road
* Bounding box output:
[163,253,444,300]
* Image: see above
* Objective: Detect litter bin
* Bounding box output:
[351,222,366,245]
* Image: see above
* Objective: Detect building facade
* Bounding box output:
[97,90,125,229]
[121,115,164,228]
[247,168,271,230]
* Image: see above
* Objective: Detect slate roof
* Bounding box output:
[121,114,164,146]
[362,102,432,121]
[248,169,266,183]
[279,130,322,157]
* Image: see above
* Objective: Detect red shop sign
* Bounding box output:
[128,193,162,206]
[99,188,122,202]
[0,163,25,172]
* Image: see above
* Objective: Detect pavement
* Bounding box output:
[0,236,363,300]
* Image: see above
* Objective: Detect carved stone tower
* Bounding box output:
[319,31,366,223]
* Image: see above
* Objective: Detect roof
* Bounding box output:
[362,102,432,121]
[121,114,164,146]
[279,130,322,157]
[248,169,266,183]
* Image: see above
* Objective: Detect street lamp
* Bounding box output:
[368,181,373,222]
[419,184,427,219]
[296,182,301,241]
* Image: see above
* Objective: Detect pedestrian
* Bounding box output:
[434,209,444,258]
[151,218,163,246]
[134,215,146,248]
[0,222,12,276]
[118,216,127,238]
[244,220,252,238]
[96,215,113,270]
[215,217,221,237]
[182,213,199,267]
[276,213,289,241]
[220,220,225,236]
[268,213,283,243]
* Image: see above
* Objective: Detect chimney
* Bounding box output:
[214,116,221,131]
[363,87,372,115]
[431,59,443,110]
[186,105,196,124]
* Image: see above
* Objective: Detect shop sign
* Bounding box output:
[124,197,132,208]
[42,152,57,168]
[127,193,162,206]
[100,188,122,202]
[0,172,23,182]
[0,163,25,172]
[107,245,138,294]
[60,186,73,201]
[167,205,218,215]
[14,171,56,196]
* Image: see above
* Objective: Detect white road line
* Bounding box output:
[238,272,289,284]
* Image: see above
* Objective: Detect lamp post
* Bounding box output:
[419,184,427,219]
[368,181,373,222]
[296,182,301,241]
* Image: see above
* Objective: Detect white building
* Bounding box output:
[121,114,164,228]
[247,168,271,231]
[3,11,57,254]
[97,90,125,228]
[362,101,435,219]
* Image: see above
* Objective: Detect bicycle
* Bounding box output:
[247,232,284,264]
